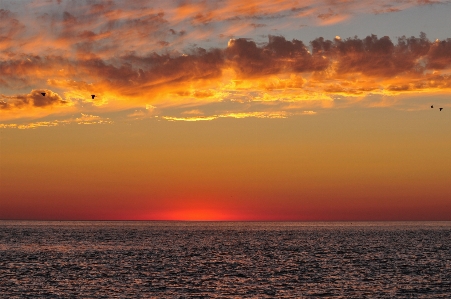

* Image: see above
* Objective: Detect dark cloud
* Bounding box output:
[67,47,226,96]
[39,5,171,59]
[62,11,77,25]
[417,0,441,5]
[78,30,97,41]
[89,2,114,14]
[427,39,451,69]
[250,23,267,28]
[291,6,312,13]
[225,38,265,76]
[328,33,437,77]
[158,41,170,47]
[373,7,401,14]
[225,36,329,77]
[2,32,451,102]
[317,9,337,20]
[192,12,214,25]
[1,90,67,110]
[332,35,401,77]
[122,13,167,36]
[0,54,73,90]
[0,9,25,42]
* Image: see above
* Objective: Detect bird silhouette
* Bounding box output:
[41,92,46,96]
[439,108,443,111]
[431,105,434,108]
[91,95,96,99]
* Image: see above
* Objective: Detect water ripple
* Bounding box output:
[0,221,450,298]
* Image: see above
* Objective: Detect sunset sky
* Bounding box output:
[1,0,450,220]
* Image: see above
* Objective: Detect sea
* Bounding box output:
[0,221,450,298]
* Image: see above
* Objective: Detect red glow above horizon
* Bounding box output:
[1,0,451,222]
[154,209,240,221]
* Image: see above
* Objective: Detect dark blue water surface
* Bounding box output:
[0,221,450,298]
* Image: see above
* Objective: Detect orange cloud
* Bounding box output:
[2,0,446,61]
[0,113,112,129]
[316,9,350,26]
[0,89,68,110]
[0,9,25,52]
[162,111,288,122]
[2,33,451,124]
[2,0,451,124]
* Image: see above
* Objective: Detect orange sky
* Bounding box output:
[1,0,451,220]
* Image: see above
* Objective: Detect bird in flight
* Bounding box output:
[439,108,443,111]
[91,95,96,99]
[431,105,434,108]
[41,92,46,96]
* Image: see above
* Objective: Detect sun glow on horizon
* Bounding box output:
[156,209,244,221]
[1,0,451,222]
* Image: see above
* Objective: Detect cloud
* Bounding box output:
[162,111,288,122]
[182,109,204,115]
[427,39,451,69]
[0,89,68,110]
[1,0,451,121]
[316,9,350,26]
[2,0,447,61]
[3,32,451,123]
[163,116,218,122]
[0,113,112,129]
[302,110,317,115]
[332,35,415,77]
[4,34,451,94]
[0,9,26,52]
[225,36,327,78]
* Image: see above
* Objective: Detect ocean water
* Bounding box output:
[0,221,450,298]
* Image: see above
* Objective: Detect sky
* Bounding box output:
[1,0,450,221]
